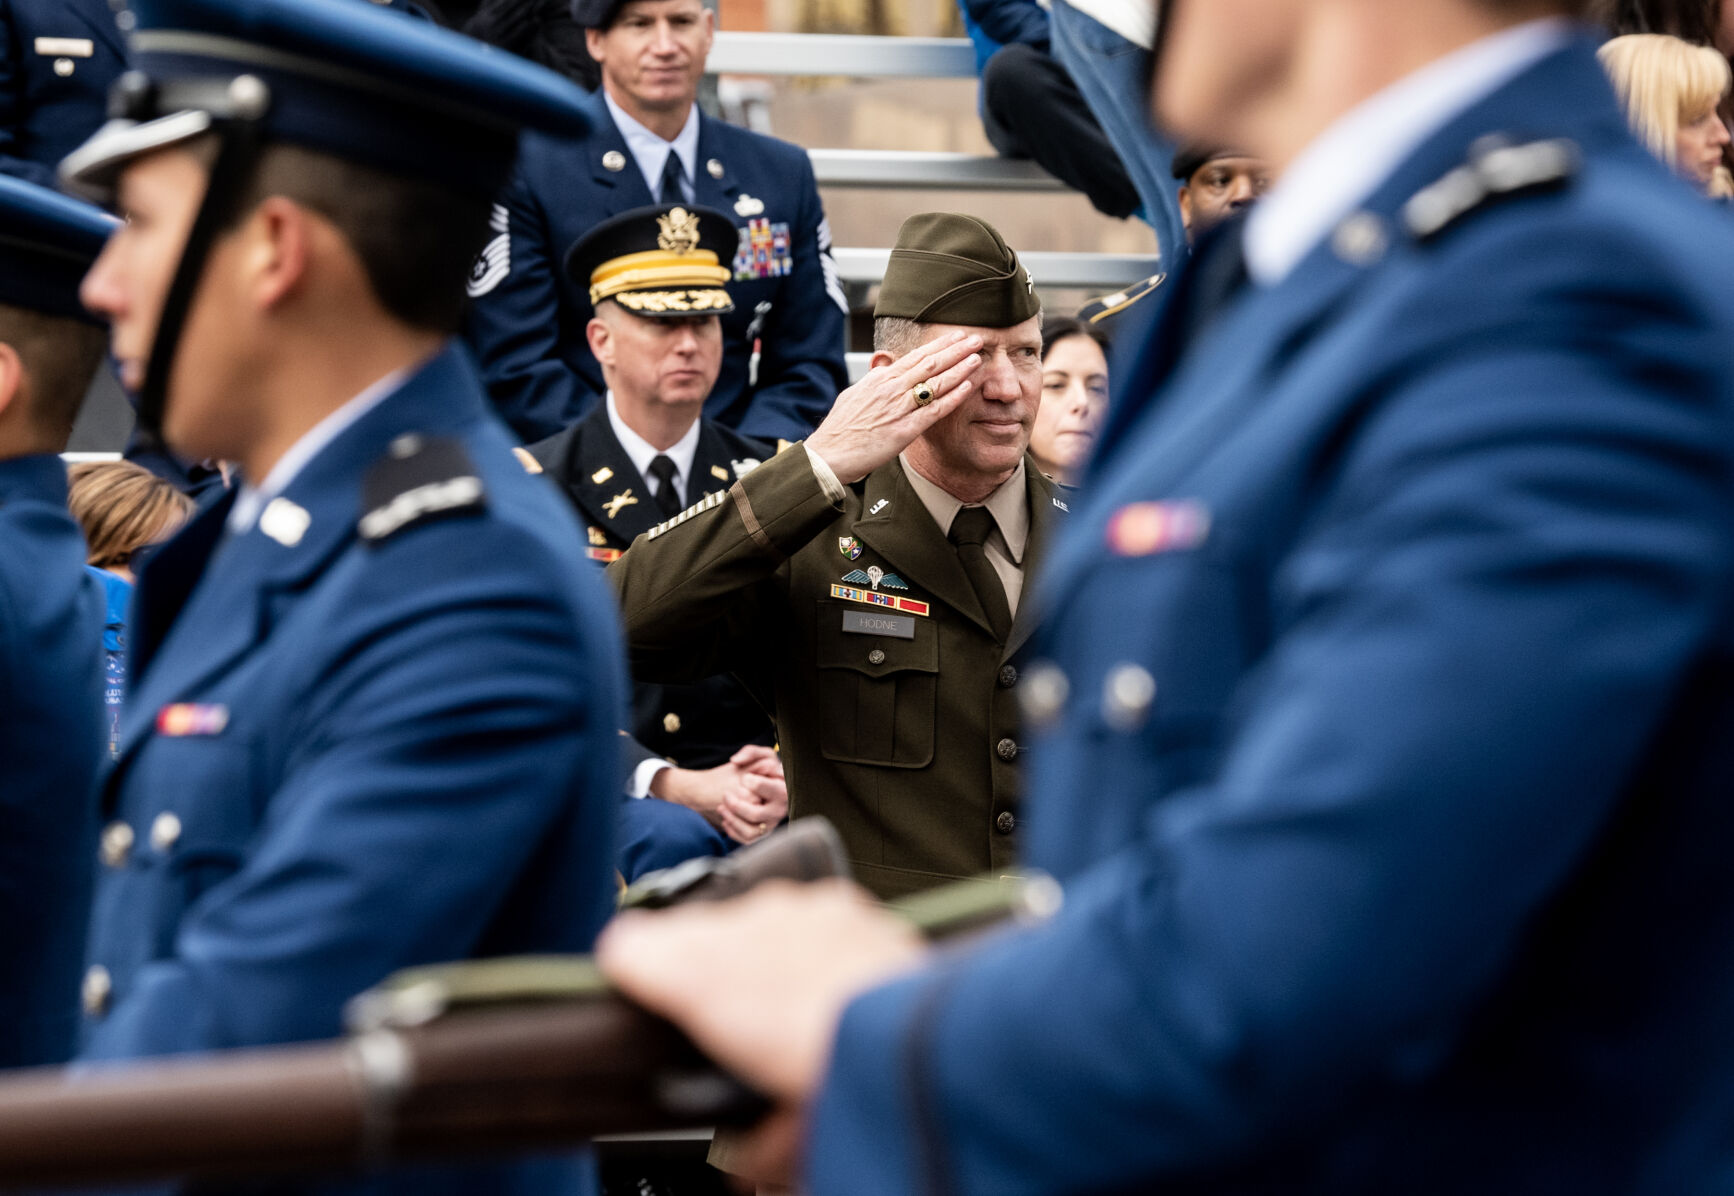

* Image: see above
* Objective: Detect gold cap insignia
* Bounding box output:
[657,206,702,255]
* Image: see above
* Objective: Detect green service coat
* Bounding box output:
[609,446,1070,898]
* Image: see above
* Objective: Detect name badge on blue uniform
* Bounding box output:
[156,704,229,737]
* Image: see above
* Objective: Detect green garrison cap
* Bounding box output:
[874,212,1040,327]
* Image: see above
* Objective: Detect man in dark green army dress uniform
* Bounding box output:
[611,212,1069,899]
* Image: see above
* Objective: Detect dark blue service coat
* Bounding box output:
[463,89,849,445]
[0,455,104,1069]
[82,346,624,1196]
[809,37,1734,1195]
[0,0,125,188]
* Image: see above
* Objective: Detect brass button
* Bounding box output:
[997,665,1018,688]
[150,811,183,852]
[868,649,886,665]
[1019,662,1069,729]
[82,965,112,1018]
[995,811,1016,834]
[996,737,1018,762]
[100,822,134,869]
[1102,663,1157,732]
[662,712,682,734]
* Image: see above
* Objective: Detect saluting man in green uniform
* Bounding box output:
[610,212,1068,899]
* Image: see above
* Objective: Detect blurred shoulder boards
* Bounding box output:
[359,435,487,544]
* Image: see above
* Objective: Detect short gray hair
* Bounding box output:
[872,315,930,358]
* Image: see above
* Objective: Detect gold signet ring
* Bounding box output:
[912,382,935,407]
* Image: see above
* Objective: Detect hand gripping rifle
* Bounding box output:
[0,818,1060,1189]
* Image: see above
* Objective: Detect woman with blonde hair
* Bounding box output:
[66,460,194,755]
[1600,32,1734,194]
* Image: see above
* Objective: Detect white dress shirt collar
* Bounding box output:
[604,88,701,202]
[606,390,702,504]
[1244,18,1574,288]
[227,364,414,535]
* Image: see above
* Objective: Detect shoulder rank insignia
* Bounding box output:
[603,490,638,519]
[843,566,907,592]
[1403,137,1580,242]
[839,536,863,560]
[359,435,487,545]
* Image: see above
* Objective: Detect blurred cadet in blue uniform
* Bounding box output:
[462,0,849,445]
[516,202,787,882]
[599,0,1734,1192]
[60,0,624,1191]
[0,174,110,1070]
[0,0,125,188]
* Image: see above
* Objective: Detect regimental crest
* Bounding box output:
[587,525,608,547]
[843,567,907,592]
[657,206,702,255]
[839,536,863,560]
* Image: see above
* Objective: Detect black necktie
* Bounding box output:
[658,153,686,204]
[950,506,1013,642]
[648,455,683,518]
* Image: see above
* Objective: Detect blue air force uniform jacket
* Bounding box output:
[463,89,850,445]
[807,38,1734,1195]
[82,346,624,1195]
[0,455,104,1069]
[0,0,125,188]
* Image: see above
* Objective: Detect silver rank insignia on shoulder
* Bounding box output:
[602,150,626,172]
[1403,137,1580,242]
[734,194,765,217]
[604,490,638,518]
[707,158,725,179]
[260,497,311,547]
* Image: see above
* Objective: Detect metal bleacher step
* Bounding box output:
[708,31,977,78]
[834,247,1159,291]
[811,148,1066,191]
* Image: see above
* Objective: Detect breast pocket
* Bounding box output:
[121,735,261,956]
[814,599,938,767]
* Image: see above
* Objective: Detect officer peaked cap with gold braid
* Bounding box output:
[874,212,1040,328]
[565,203,737,319]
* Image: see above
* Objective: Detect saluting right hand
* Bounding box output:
[805,331,984,484]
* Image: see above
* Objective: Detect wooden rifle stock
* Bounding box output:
[0,819,1058,1188]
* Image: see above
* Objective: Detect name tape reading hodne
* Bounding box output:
[841,610,916,639]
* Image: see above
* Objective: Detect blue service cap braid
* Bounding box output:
[0,175,116,323]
